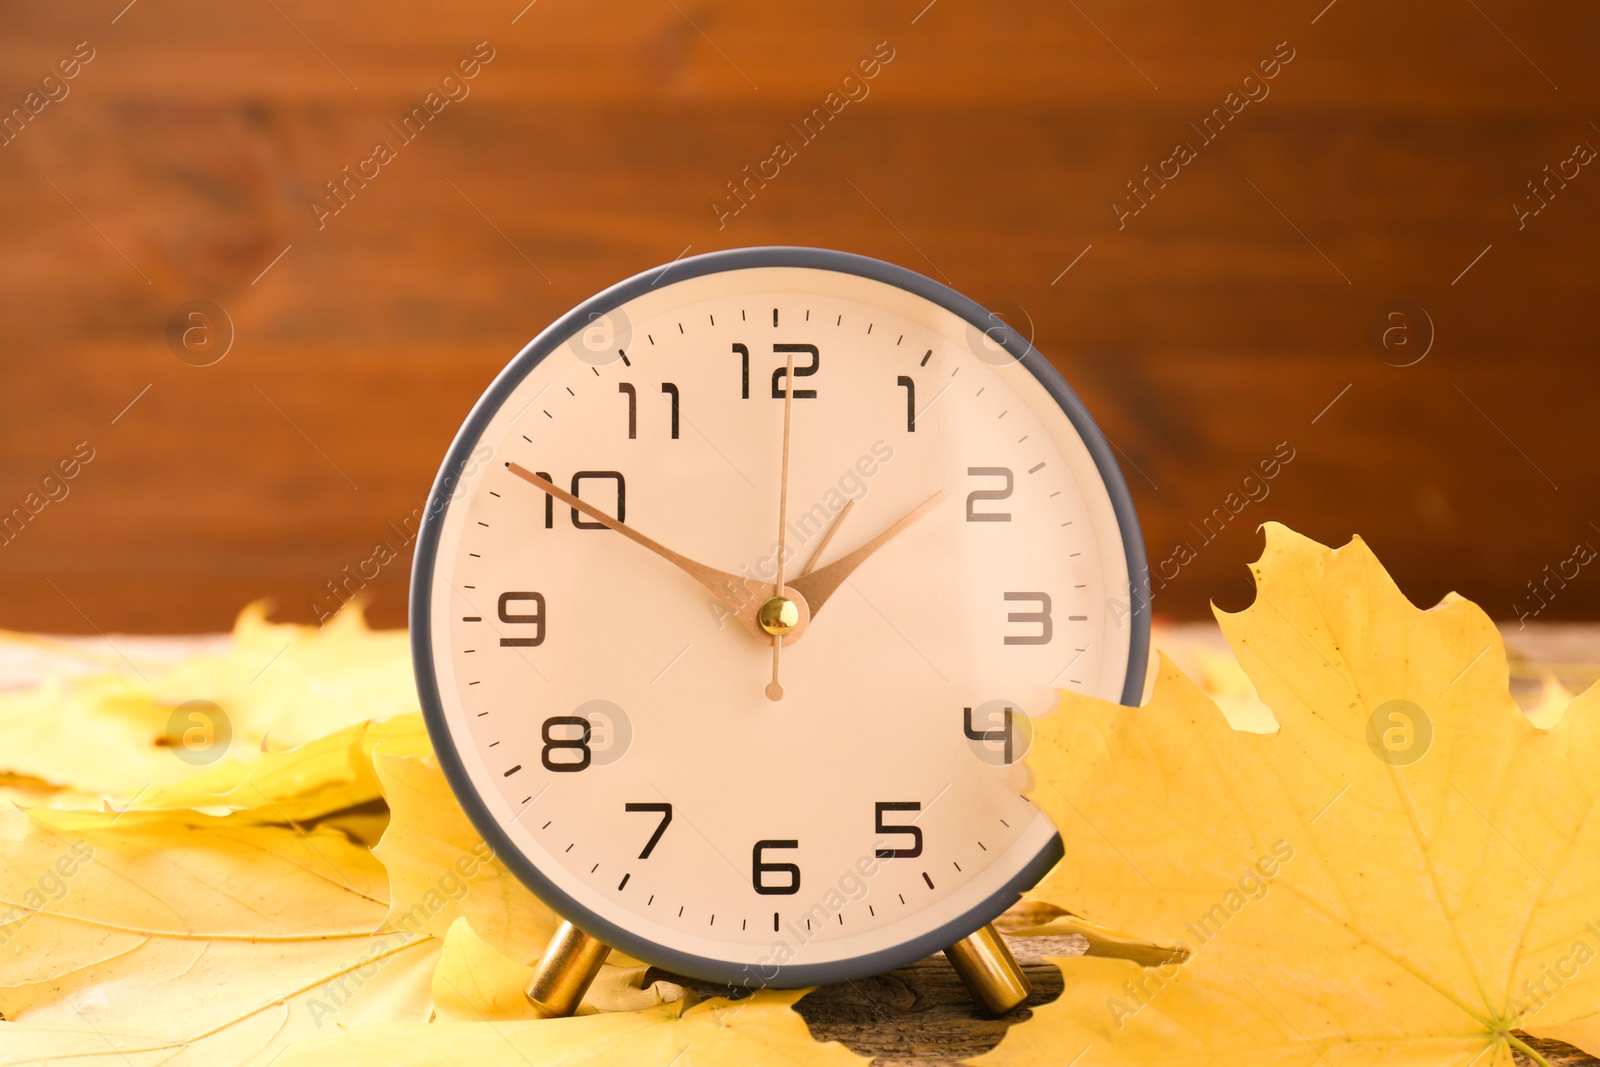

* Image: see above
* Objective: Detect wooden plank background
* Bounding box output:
[0,0,1596,633]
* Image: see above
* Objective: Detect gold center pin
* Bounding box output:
[758,596,800,635]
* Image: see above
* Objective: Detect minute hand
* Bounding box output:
[505,463,766,639]
[786,490,948,619]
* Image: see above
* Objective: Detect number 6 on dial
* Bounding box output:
[752,840,801,895]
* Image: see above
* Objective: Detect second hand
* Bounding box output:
[767,350,796,702]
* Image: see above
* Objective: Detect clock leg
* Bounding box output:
[944,922,1032,1016]
[524,920,612,1018]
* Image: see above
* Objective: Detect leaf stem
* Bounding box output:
[1506,1031,1554,1067]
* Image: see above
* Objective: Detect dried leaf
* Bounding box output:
[983,523,1600,1066]
[148,602,417,751]
[0,603,416,802]
[431,917,542,1022]
[137,715,430,822]
[0,807,438,1064]
[275,990,868,1067]
[431,917,685,1023]
[370,751,562,964]
[0,675,188,798]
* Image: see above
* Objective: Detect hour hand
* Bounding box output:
[505,463,767,639]
[787,490,947,620]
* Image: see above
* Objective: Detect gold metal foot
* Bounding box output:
[524,920,612,1018]
[945,922,1032,1016]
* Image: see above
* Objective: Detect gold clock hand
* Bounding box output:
[799,498,854,577]
[766,350,797,703]
[786,489,948,619]
[505,463,768,640]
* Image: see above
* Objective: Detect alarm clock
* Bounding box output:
[410,247,1148,1016]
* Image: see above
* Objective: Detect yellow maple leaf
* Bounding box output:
[981,523,1600,1066]
[136,715,431,824]
[431,917,543,1022]
[148,602,418,750]
[0,603,416,802]
[0,806,439,1064]
[274,989,867,1067]
[370,751,563,964]
[0,674,195,799]
[431,916,685,1022]
[1146,623,1277,734]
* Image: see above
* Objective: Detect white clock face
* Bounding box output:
[417,257,1142,984]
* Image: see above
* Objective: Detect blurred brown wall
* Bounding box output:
[1,0,1596,633]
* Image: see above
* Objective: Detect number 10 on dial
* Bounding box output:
[411,247,1148,1017]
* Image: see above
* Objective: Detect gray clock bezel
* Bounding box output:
[410,246,1150,987]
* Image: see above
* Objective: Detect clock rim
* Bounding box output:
[410,245,1150,986]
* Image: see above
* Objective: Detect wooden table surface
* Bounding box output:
[5,622,1598,1064]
